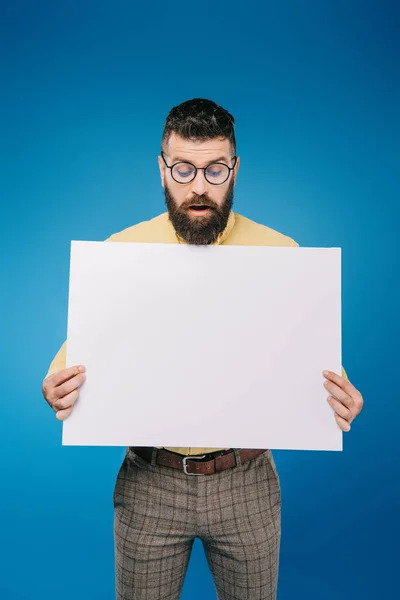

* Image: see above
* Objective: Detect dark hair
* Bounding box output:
[161,98,236,155]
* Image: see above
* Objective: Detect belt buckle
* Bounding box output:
[182,454,207,475]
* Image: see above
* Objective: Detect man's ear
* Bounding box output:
[233,156,240,186]
[157,155,165,188]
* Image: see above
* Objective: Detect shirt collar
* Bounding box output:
[174,210,236,245]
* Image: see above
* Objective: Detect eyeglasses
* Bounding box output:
[160,150,237,185]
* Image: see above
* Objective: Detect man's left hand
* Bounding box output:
[322,370,364,432]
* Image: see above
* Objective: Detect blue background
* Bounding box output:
[1,1,398,598]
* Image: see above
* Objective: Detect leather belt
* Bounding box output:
[130,446,267,475]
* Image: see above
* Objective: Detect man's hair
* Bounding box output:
[161,98,236,156]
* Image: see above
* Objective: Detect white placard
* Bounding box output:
[63,241,342,451]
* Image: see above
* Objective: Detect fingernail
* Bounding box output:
[79,366,85,372]
[323,370,329,376]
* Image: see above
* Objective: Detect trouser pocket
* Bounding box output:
[113,454,128,508]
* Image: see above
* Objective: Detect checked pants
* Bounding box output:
[113,448,281,600]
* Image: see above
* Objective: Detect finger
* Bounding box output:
[323,379,349,404]
[55,406,73,421]
[322,370,358,397]
[54,372,86,401]
[327,395,353,422]
[53,388,79,411]
[323,379,360,416]
[334,412,351,432]
[50,365,86,388]
[44,372,85,404]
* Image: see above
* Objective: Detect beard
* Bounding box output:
[164,178,234,245]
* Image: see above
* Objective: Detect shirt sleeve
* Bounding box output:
[46,340,67,378]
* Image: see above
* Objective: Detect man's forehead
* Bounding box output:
[167,134,231,163]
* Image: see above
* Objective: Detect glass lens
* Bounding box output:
[172,162,196,182]
[205,163,229,184]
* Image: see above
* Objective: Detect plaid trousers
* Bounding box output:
[113,447,281,600]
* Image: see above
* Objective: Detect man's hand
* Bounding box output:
[42,365,86,420]
[322,370,363,432]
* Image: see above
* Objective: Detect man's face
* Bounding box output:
[158,132,240,245]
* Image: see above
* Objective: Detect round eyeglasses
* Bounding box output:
[161,151,237,185]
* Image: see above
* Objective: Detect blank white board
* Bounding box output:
[63,241,342,451]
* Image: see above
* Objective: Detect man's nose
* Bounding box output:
[190,170,208,195]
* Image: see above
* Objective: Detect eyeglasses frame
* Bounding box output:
[160,150,237,185]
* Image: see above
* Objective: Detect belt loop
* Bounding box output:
[150,447,157,467]
[233,448,242,467]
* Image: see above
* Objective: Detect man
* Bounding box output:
[42,98,364,600]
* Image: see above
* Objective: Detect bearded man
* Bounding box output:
[42,97,364,600]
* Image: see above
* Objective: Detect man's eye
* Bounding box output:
[206,166,222,177]
[176,165,194,177]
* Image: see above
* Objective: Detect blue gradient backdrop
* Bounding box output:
[1,1,398,599]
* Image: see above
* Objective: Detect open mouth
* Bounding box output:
[189,205,213,212]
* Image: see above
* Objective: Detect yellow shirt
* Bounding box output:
[46,210,348,455]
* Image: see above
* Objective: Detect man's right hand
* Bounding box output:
[42,365,86,420]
